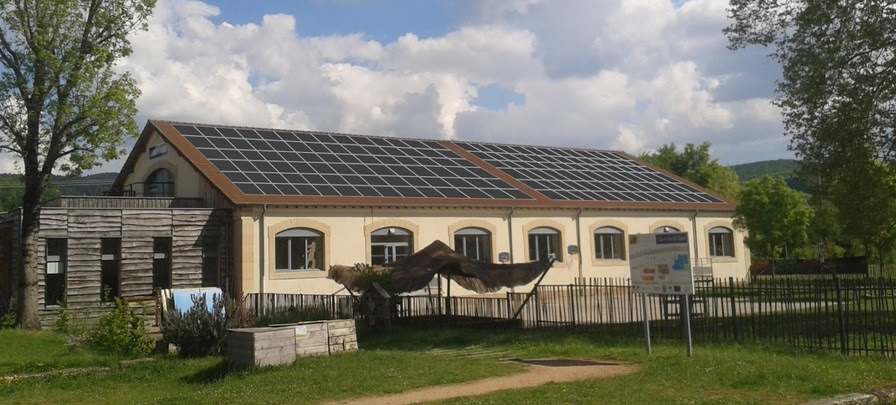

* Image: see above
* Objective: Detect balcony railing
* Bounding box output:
[105,181,175,198]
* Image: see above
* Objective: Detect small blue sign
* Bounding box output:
[656,233,688,244]
[149,143,168,159]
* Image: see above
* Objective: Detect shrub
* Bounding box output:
[225,296,254,329]
[254,305,332,327]
[1,298,15,329]
[162,293,227,357]
[90,298,154,357]
[54,295,91,336]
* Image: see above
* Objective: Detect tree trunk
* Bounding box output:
[15,172,44,330]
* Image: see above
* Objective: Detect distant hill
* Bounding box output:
[729,159,808,192]
[0,172,118,196]
[730,159,800,182]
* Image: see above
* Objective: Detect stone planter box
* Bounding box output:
[227,319,358,369]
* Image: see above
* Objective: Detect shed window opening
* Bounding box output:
[454,227,491,262]
[528,227,561,262]
[594,227,625,260]
[202,237,219,287]
[152,237,172,289]
[45,238,67,307]
[709,227,735,257]
[275,228,324,271]
[100,238,121,302]
[371,227,413,265]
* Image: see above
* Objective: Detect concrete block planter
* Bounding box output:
[227,319,358,368]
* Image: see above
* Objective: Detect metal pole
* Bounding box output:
[684,294,693,357]
[642,294,652,355]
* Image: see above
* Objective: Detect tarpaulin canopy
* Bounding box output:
[328,240,553,294]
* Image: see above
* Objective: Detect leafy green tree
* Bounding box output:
[639,142,741,201]
[0,181,60,212]
[733,177,812,268]
[0,0,154,329]
[725,1,896,221]
[825,161,896,267]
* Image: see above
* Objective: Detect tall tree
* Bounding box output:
[639,142,742,201]
[0,0,154,328]
[826,161,896,266]
[725,0,896,193]
[733,176,812,268]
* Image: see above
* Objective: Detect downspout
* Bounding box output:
[507,207,515,263]
[575,208,583,279]
[691,209,700,262]
[258,205,267,296]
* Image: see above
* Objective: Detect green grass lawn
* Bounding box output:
[2,325,896,404]
[0,329,125,375]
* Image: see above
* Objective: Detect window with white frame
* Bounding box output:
[275,228,324,271]
[594,227,625,260]
[370,227,412,265]
[528,227,561,262]
[454,227,491,262]
[709,226,735,257]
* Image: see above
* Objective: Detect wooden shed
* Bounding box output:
[0,197,232,328]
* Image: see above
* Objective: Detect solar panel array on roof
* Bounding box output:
[455,142,724,204]
[173,124,532,200]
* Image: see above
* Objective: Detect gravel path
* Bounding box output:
[324,359,639,405]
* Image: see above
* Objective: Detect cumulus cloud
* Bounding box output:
[76,0,791,175]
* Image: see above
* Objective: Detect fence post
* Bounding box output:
[534,286,541,328]
[834,276,848,355]
[728,277,738,340]
[568,285,576,325]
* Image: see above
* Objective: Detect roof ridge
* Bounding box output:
[149,119,624,154]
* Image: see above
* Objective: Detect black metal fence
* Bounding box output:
[244,292,356,319]
[244,275,896,356]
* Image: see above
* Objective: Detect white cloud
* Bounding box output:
[79,0,792,175]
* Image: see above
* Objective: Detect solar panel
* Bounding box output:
[455,142,723,204]
[173,124,532,200]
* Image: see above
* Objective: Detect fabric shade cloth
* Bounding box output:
[328,240,553,294]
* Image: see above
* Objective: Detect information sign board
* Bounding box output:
[629,232,694,295]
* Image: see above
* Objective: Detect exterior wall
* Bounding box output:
[236,206,749,297]
[32,207,232,328]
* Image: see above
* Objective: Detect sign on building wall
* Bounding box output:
[149,143,168,159]
[629,232,694,295]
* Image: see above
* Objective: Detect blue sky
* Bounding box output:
[211,1,460,42]
[0,0,794,173]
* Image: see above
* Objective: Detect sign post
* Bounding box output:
[629,232,695,356]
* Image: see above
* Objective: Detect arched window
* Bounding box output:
[709,227,735,257]
[145,168,174,197]
[275,228,324,271]
[594,227,625,260]
[371,227,413,265]
[528,227,561,262]
[454,227,491,262]
[654,226,680,234]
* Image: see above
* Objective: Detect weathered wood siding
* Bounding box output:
[31,207,232,328]
[45,197,206,209]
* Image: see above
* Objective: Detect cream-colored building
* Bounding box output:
[110,120,748,298]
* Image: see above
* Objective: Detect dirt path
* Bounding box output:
[323,359,639,405]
